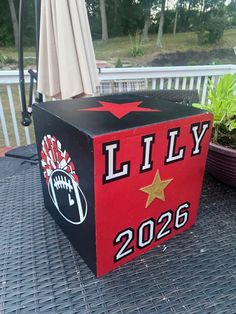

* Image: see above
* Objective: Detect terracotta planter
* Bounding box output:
[206,142,236,188]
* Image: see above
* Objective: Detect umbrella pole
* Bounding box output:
[35,0,40,70]
[19,0,31,126]
[34,0,42,103]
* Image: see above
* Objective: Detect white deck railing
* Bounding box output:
[0,64,236,147]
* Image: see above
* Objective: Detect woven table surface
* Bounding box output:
[0,164,235,314]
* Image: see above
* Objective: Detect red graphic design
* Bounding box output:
[80,101,161,119]
[41,135,78,184]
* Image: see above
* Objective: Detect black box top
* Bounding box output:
[33,93,210,137]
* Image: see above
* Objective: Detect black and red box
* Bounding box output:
[33,93,213,277]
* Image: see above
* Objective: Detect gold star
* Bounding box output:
[140,170,173,208]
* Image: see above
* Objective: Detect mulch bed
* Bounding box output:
[149,48,236,66]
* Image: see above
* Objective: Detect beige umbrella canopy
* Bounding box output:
[37,0,99,99]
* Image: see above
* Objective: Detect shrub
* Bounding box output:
[0,53,16,65]
[0,24,14,46]
[115,58,123,68]
[207,16,226,43]
[0,53,8,64]
[197,30,209,45]
[197,15,227,44]
[129,31,144,57]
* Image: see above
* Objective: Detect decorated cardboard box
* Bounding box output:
[33,93,213,277]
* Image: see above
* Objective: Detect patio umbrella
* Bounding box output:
[37,0,99,99]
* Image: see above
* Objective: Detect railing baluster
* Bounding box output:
[201,76,208,105]
[118,82,123,93]
[127,82,131,92]
[152,78,156,90]
[189,77,194,90]
[144,79,148,89]
[18,84,31,145]
[167,78,172,90]
[215,76,220,85]
[7,85,20,146]
[182,77,187,89]
[174,77,179,89]
[0,94,10,146]
[159,78,164,90]
[196,76,201,94]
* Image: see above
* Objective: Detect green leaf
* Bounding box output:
[193,73,236,144]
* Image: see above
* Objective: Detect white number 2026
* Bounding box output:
[114,202,190,262]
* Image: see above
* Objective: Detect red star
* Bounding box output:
[80,101,161,119]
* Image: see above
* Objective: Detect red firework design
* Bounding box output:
[41,135,78,184]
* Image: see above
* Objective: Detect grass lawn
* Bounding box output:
[94,29,236,66]
[1,29,236,69]
[0,29,236,147]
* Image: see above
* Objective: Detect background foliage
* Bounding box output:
[0,0,235,46]
[0,0,35,47]
[86,0,236,40]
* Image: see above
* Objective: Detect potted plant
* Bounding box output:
[193,73,236,187]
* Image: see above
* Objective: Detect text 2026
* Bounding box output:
[114,202,190,262]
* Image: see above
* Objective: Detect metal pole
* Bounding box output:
[35,0,42,74]
[19,0,31,126]
[34,0,42,103]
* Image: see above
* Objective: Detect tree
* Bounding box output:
[0,0,14,46]
[99,0,108,41]
[8,0,18,49]
[227,0,236,26]
[156,0,166,48]
[121,0,145,35]
[142,0,154,41]
[105,0,123,38]
[86,0,101,40]
[173,0,179,35]
[0,0,34,47]
[142,14,151,41]
[87,0,150,39]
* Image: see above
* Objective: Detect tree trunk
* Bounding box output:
[173,2,178,36]
[156,0,166,48]
[99,0,108,41]
[114,0,118,26]
[8,0,19,50]
[201,0,206,13]
[142,15,151,41]
[188,1,191,12]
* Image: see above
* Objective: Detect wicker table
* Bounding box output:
[0,162,235,313]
